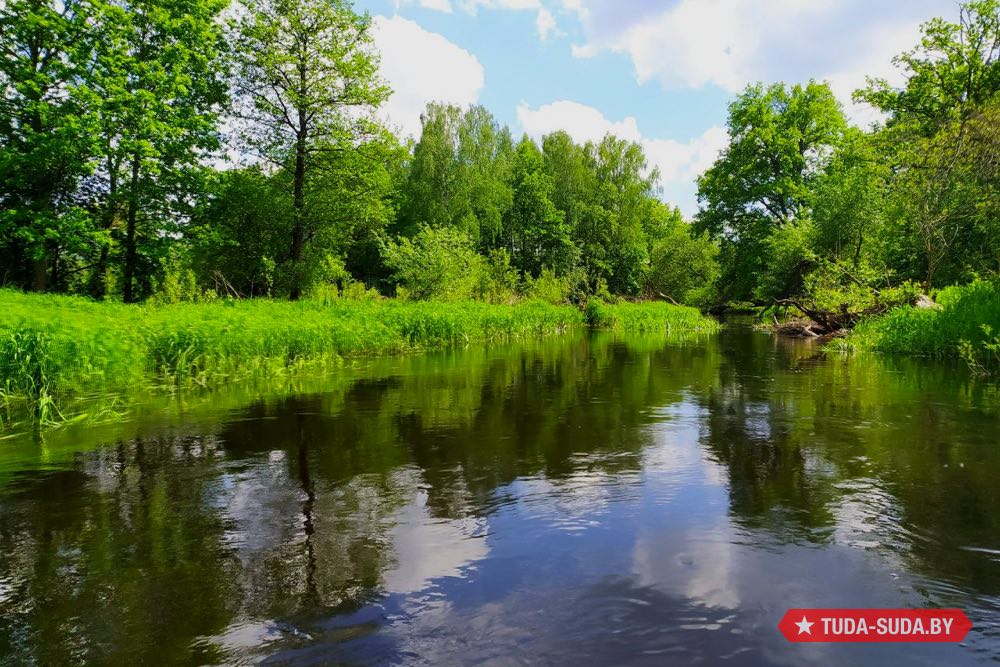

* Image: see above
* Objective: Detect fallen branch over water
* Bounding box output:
[769,294,939,338]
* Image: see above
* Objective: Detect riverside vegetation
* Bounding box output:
[2,0,1000,423]
[0,289,717,424]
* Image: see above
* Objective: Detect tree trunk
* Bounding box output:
[288,138,306,300]
[288,58,309,301]
[90,150,119,299]
[123,153,141,303]
[31,259,47,292]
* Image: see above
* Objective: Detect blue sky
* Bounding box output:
[356,0,959,215]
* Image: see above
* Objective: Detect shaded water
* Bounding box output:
[1,324,999,665]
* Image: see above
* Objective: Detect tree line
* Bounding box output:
[2,0,998,309]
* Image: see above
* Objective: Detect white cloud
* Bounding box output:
[459,0,541,11]
[643,127,729,184]
[373,16,485,139]
[566,0,956,127]
[517,100,727,215]
[423,0,454,11]
[401,0,541,13]
[536,7,558,40]
[517,99,641,144]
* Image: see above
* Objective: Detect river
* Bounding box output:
[0,323,998,665]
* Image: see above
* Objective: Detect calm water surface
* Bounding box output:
[1,324,999,665]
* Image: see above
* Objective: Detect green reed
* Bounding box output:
[843,280,1000,374]
[584,299,721,333]
[0,291,585,422]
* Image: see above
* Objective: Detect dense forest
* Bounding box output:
[1,0,999,314]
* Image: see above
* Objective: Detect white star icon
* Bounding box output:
[796,616,814,635]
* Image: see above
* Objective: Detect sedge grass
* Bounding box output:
[0,291,582,422]
[842,280,1000,374]
[585,299,721,333]
[0,291,719,426]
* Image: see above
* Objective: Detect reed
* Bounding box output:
[584,299,721,333]
[844,280,1000,373]
[0,291,583,422]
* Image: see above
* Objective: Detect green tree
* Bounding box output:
[579,135,660,295]
[811,129,892,271]
[647,215,719,307]
[856,0,1000,132]
[505,136,576,276]
[85,0,228,302]
[0,0,98,291]
[187,167,291,297]
[399,103,513,249]
[695,80,847,301]
[232,0,390,299]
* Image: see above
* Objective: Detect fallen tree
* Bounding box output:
[770,293,939,338]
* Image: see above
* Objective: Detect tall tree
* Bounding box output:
[232,0,390,299]
[856,0,1000,132]
[504,136,575,276]
[85,0,228,301]
[855,1,1000,287]
[579,135,660,295]
[399,103,513,250]
[0,0,97,291]
[695,80,847,301]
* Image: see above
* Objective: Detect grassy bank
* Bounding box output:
[585,299,721,333]
[0,292,582,422]
[0,291,718,425]
[843,280,1000,373]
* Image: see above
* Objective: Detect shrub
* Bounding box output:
[526,268,576,305]
[384,225,484,300]
[476,249,520,304]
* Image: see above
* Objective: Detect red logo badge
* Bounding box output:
[779,609,972,643]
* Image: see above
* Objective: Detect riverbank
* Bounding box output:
[834,281,1000,373]
[0,291,718,425]
[584,299,721,333]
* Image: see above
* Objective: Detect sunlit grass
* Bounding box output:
[842,280,1000,373]
[584,299,721,333]
[0,291,583,422]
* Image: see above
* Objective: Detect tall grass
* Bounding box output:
[0,291,583,423]
[846,280,1000,373]
[585,299,721,333]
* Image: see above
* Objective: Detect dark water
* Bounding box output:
[1,325,999,666]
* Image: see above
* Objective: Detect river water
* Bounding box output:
[0,324,998,665]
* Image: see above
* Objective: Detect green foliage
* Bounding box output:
[398,104,514,247]
[811,129,891,269]
[695,80,847,302]
[584,300,720,333]
[0,0,101,292]
[384,225,484,301]
[803,261,920,314]
[149,251,211,306]
[525,267,581,305]
[506,137,577,276]
[754,219,816,302]
[475,248,520,304]
[848,281,1000,369]
[646,217,719,307]
[0,289,584,420]
[188,168,290,297]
